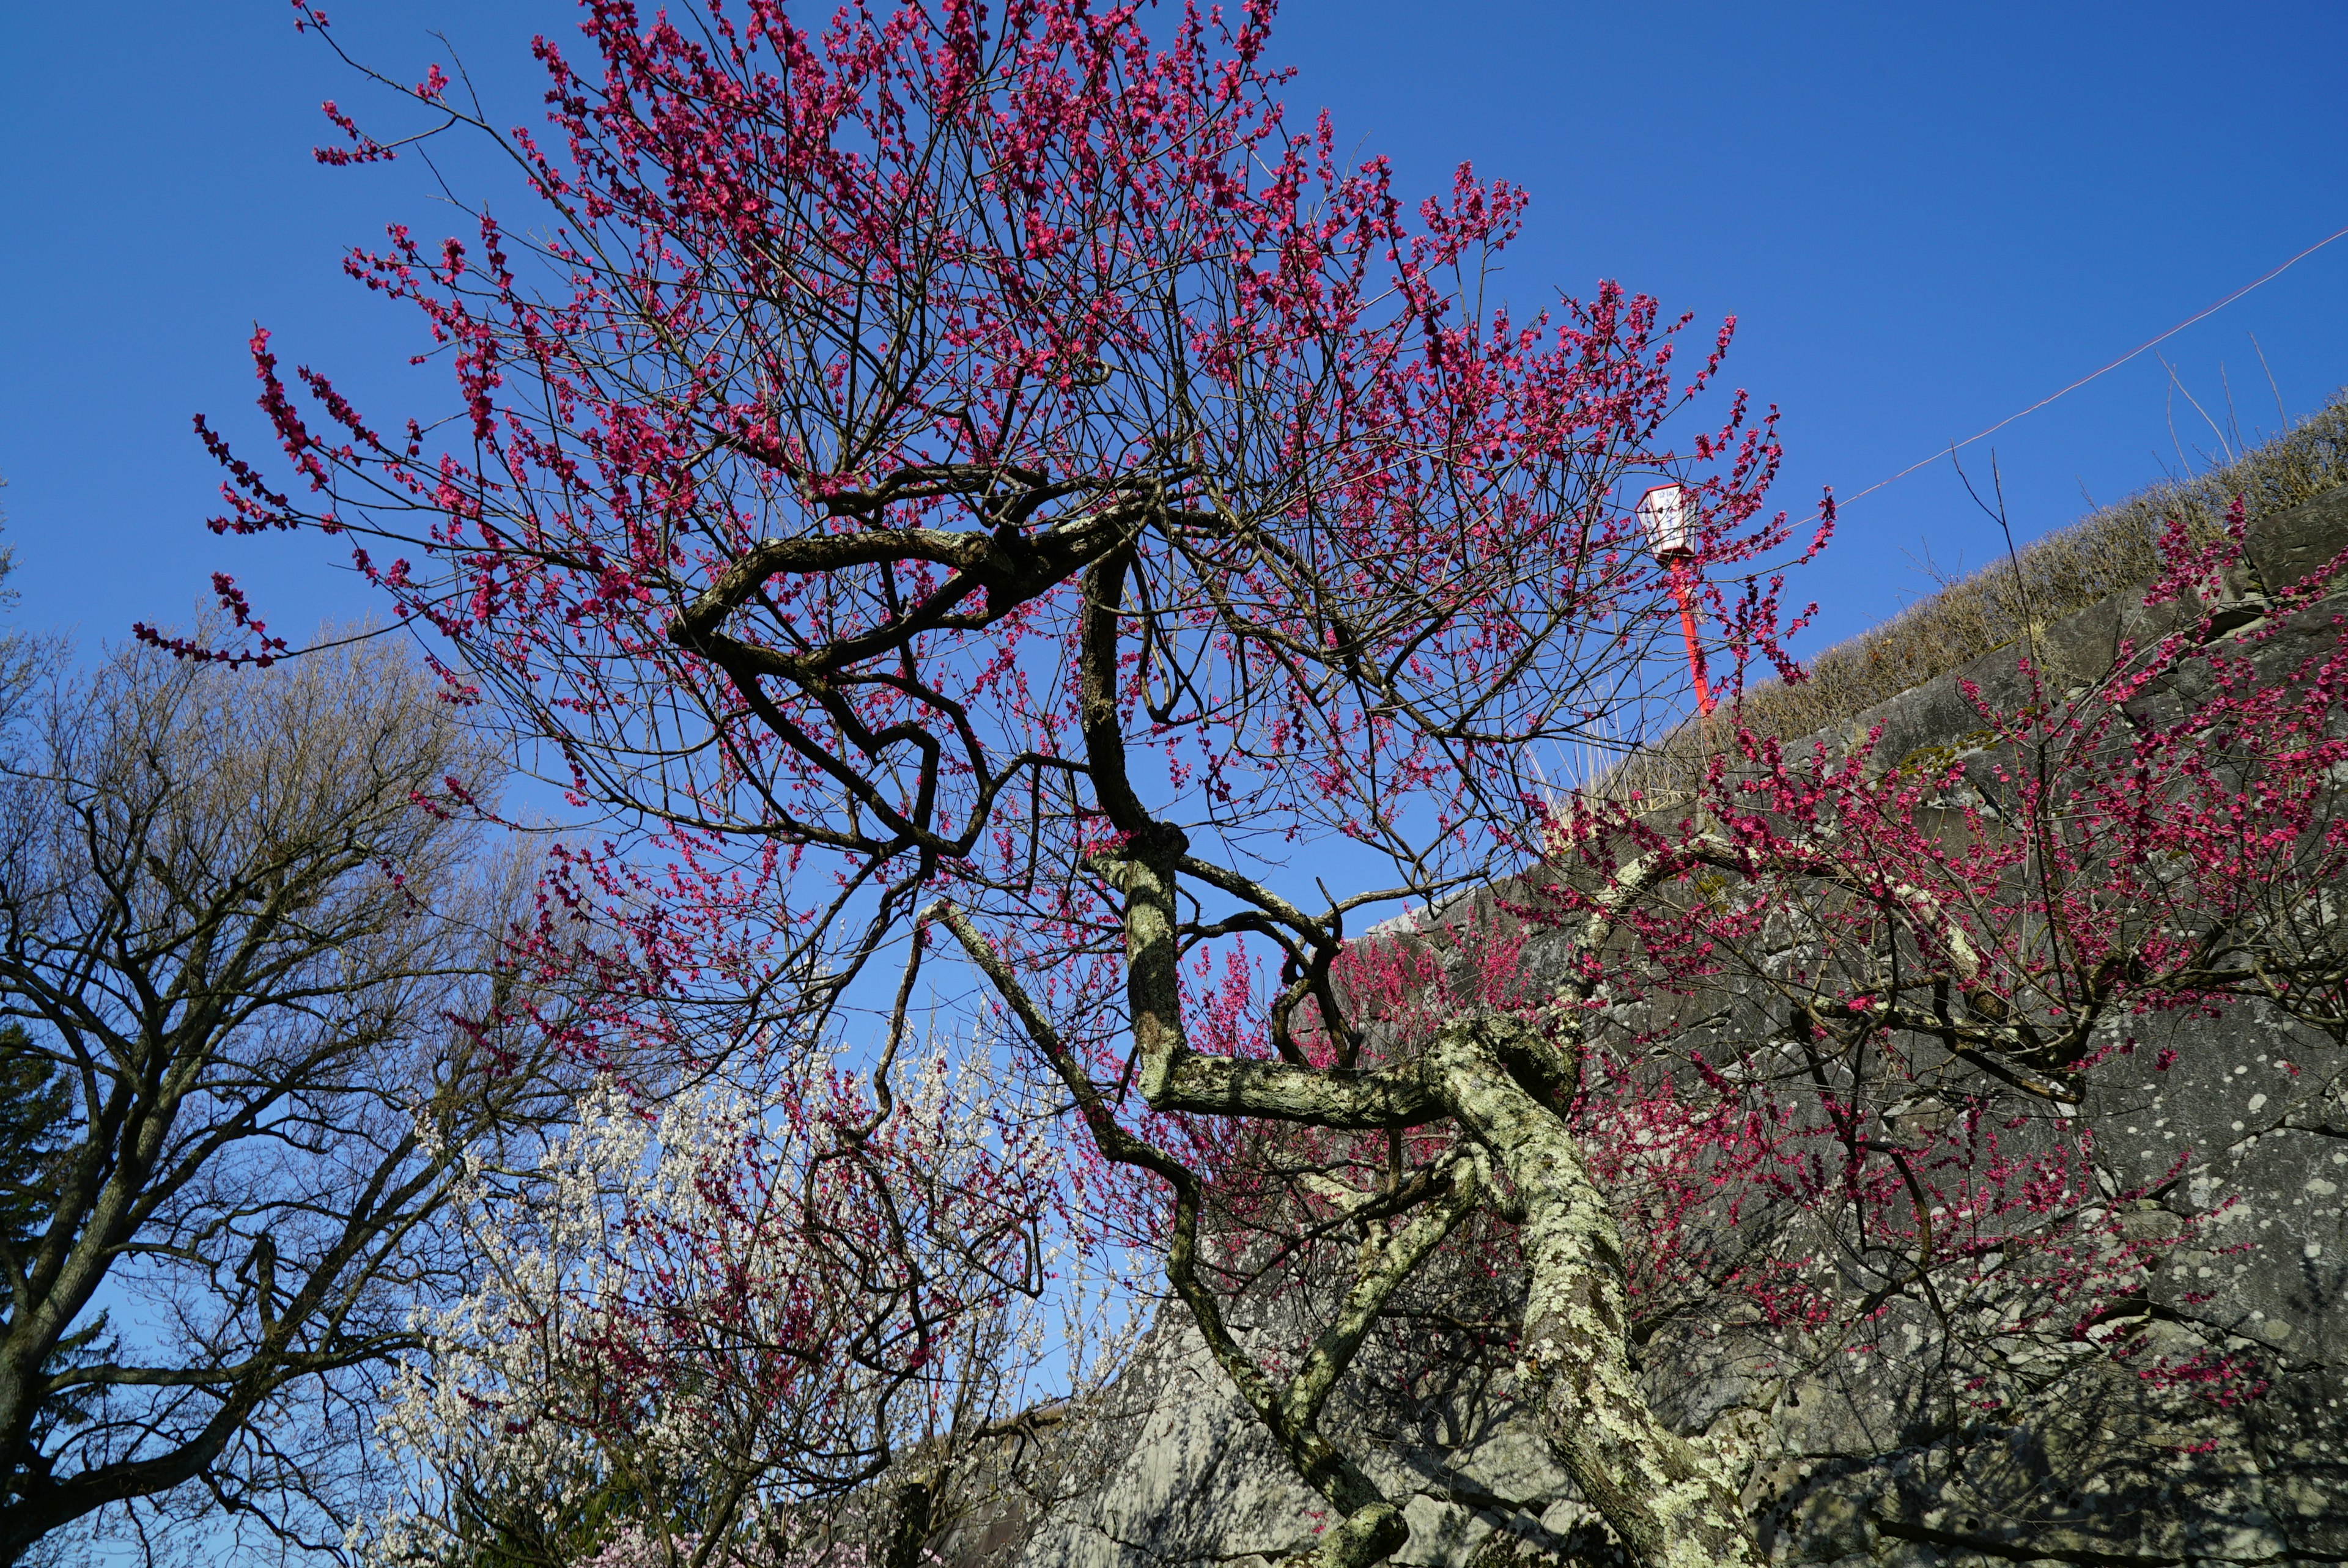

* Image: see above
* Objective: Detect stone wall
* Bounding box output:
[968,487,2348,1568]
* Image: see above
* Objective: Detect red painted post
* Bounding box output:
[1667,557,1715,716]
[1637,483,1715,716]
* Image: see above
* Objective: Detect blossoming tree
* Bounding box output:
[365,1042,1100,1568]
[220,1,2348,1564]
[192,0,2348,1554]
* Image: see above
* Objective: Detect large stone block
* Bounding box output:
[2245,482,2348,598]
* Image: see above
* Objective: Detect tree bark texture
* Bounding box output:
[1428,1018,1760,1568]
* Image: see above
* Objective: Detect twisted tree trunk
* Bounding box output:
[1429,1018,1762,1568]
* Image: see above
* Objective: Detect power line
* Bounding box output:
[1833,220,2348,511]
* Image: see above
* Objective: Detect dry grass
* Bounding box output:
[1608,389,2348,800]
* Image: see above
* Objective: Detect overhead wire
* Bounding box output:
[1831,220,2348,513]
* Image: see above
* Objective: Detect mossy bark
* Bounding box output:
[1428,1018,1762,1568]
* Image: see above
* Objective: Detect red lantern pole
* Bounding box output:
[1637,483,1715,717]
[1667,556,1715,716]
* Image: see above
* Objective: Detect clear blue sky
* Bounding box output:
[3,0,2346,660]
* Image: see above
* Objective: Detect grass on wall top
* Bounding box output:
[1609,389,2348,801]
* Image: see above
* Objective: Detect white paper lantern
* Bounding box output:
[1636,482,1692,561]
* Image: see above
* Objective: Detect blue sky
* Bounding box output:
[2,1,2346,660]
